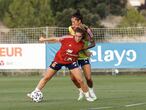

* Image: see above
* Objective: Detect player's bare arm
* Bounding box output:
[86,38,95,50]
[39,37,60,43]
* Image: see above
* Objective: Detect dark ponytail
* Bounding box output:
[72,10,83,23]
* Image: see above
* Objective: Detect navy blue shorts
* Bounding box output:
[49,61,79,71]
[78,59,90,67]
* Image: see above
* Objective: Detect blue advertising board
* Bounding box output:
[46,43,146,69]
[46,43,60,68]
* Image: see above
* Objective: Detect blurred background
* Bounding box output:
[0,1,146,110]
[1,0,146,75]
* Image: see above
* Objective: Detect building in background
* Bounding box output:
[0,21,9,36]
[127,0,145,7]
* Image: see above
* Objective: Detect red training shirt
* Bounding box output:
[54,35,84,64]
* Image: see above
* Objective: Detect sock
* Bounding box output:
[78,88,83,93]
[35,88,40,92]
[84,91,90,98]
[89,87,94,93]
[89,87,97,98]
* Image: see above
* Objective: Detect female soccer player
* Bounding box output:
[68,10,97,101]
[27,27,94,102]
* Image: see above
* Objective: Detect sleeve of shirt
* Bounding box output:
[59,36,66,43]
[59,35,71,43]
[68,26,75,35]
[87,28,93,38]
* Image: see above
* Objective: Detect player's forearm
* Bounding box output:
[86,42,95,50]
[39,37,59,43]
[45,38,58,42]
[82,41,95,51]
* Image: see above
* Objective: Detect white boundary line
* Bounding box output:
[88,102,146,110]
[88,106,112,110]
[125,103,146,107]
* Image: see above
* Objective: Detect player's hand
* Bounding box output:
[85,51,92,57]
[39,37,45,43]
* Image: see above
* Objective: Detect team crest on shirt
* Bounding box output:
[66,49,73,53]
[66,58,72,61]
[64,49,74,62]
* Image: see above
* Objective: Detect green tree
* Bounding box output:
[55,8,75,27]
[79,8,101,27]
[118,8,146,27]
[0,0,12,20]
[50,0,127,27]
[55,8,101,27]
[94,3,108,18]
[108,0,127,15]
[3,0,54,28]
[50,0,127,17]
[50,0,76,16]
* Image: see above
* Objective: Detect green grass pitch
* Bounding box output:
[0,75,146,110]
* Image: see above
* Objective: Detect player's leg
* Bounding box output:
[27,68,57,98]
[69,61,84,101]
[70,67,94,102]
[70,68,87,92]
[27,61,61,99]
[35,68,57,91]
[73,59,86,100]
[69,71,84,100]
[82,64,93,87]
[70,72,81,88]
[67,62,94,102]
[82,62,97,100]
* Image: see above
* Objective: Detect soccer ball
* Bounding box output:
[31,91,43,102]
[114,69,119,74]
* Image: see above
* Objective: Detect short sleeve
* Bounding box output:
[87,28,93,38]
[59,36,66,42]
[69,26,75,35]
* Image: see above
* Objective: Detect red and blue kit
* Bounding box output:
[54,35,84,64]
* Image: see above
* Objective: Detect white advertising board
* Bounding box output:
[0,44,46,69]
